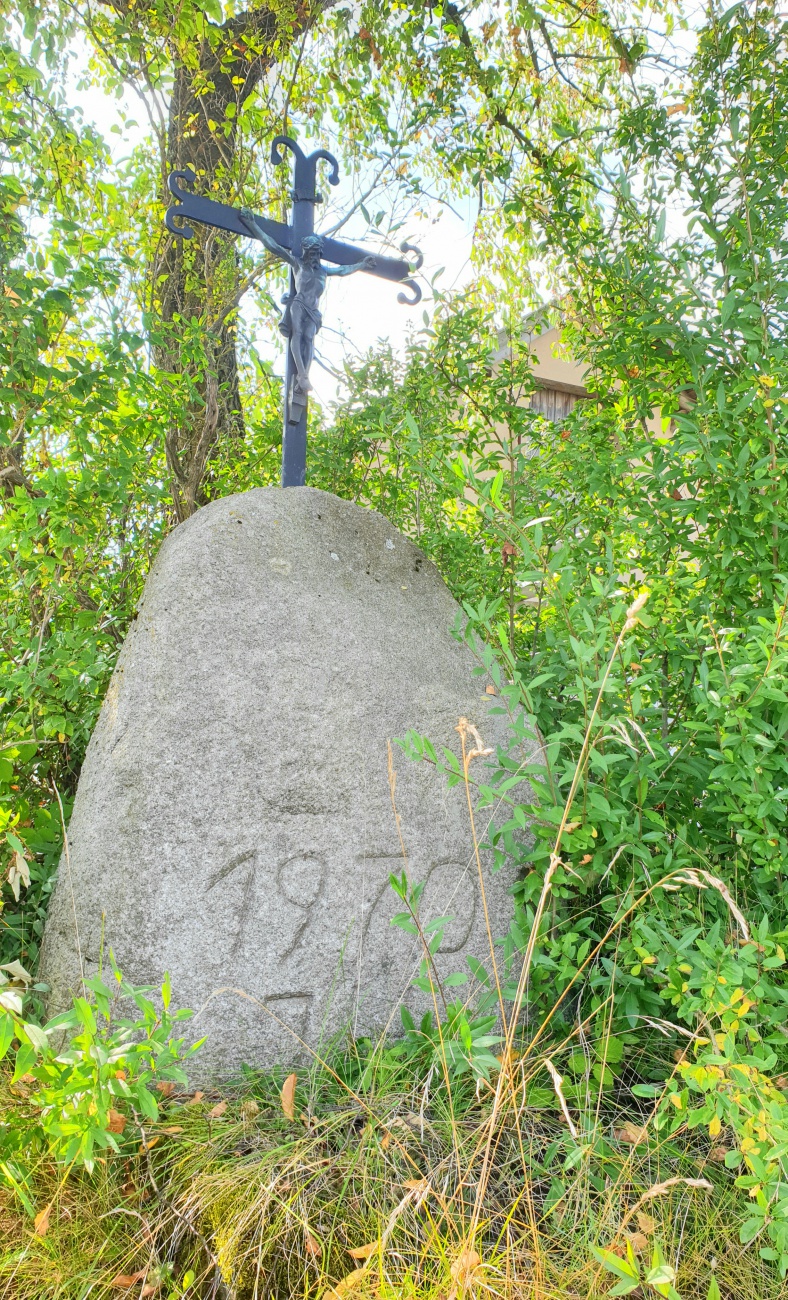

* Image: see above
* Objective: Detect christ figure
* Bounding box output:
[240,211,377,396]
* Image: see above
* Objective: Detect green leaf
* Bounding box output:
[0,1014,14,1061]
[12,1043,36,1081]
[740,1218,763,1244]
[73,998,97,1034]
[646,1262,676,1286]
[0,1162,35,1216]
[720,289,738,324]
[21,1022,48,1053]
[597,1035,623,1064]
[590,1246,639,1282]
[136,1087,158,1122]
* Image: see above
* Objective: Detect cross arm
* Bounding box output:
[318,235,423,304]
[165,168,423,303]
[238,209,298,267]
[165,169,293,248]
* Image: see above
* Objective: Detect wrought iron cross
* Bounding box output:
[165,136,423,488]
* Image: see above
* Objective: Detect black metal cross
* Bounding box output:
[165,136,422,488]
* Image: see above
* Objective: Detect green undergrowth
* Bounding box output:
[0,1047,778,1300]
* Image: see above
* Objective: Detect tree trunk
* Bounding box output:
[154,4,320,520]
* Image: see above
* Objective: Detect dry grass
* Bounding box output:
[0,1058,778,1300]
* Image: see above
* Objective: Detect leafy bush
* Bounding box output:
[0,959,198,1210]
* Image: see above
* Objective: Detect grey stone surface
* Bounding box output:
[40,488,530,1080]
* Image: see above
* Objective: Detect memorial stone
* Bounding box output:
[40,488,529,1080]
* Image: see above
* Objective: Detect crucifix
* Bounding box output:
[165,136,423,488]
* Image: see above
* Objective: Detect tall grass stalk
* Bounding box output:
[465,595,650,1245]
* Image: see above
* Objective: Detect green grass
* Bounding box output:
[0,1047,778,1300]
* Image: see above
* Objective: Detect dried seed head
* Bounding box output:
[624,590,650,629]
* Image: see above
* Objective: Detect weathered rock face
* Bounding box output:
[40,488,526,1080]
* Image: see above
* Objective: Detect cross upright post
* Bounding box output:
[273,136,332,487]
[165,136,422,488]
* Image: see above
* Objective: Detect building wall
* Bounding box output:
[522,324,591,399]
[500,323,664,438]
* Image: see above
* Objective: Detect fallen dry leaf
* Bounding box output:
[485,684,496,695]
[305,1231,321,1257]
[450,1248,482,1286]
[323,1267,368,1299]
[188,1091,205,1104]
[208,1101,227,1119]
[626,1231,649,1255]
[402,1178,428,1191]
[107,1109,126,1135]
[398,1111,437,1135]
[495,1050,522,1066]
[110,1270,146,1289]
[709,1146,729,1163]
[138,1136,160,1154]
[155,1081,175,1098]
[636,1211,656,1235]
[159,1125,183,1134]
[347,1241,379,1260]
[380,1130,391,1150]
[616,1121,648,1146]
[281,1073,297,1121]
[33,1204,51,1236]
